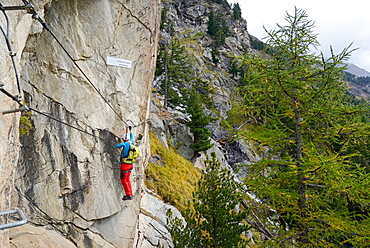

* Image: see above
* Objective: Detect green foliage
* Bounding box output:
[343,71,370,86]
[168,153,250,247]
[211,48,220,66]
[156,5,216,159]
[207,10,229,47]
[155,39,214,155]
[19,111,32,136]
[155,38,193,108]
[248,34,265,51]
[232,3,242,20]
[191,77,215,109]
[160,7,167,30]
[228,57,243,79]
[145,132,201,212]
[248,34,276,56]
[207,9,229,64]
[207,10,217,37]
[233,7,370,246]
[184,89,213,156]
[160,6,175,34]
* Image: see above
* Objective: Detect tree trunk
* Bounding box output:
[294,105,309,243]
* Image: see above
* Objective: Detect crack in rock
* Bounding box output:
[116,0,154,42]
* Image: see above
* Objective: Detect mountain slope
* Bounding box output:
[345,63,370,77]
[1,0,165,247]
[150,0,267,173]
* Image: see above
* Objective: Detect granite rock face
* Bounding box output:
[0,0,179,247]
[1,0,265,247]
[153,0,258,169]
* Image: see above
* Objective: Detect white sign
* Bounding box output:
[106,56,132,68]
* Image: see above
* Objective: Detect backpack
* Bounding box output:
[120,144,139,164]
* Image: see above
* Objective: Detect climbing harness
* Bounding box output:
[121,169,132,174]
[118,127,139,163]
[0,1,153,231]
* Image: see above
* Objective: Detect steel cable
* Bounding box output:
[22,0,129,126]
[0,3,23,98]
[1,1,149,138]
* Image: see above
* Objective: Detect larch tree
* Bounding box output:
[233,7,370,247]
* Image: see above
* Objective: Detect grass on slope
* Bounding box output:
[145,132,201,213]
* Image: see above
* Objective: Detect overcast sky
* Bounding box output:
[227,0,370,72]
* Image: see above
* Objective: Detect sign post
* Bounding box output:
[106,56,132,68]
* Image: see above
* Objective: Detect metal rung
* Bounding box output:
[0,209,27,230]
[133,174,144,181]
[2,105,28,115]
[2,3,34,13]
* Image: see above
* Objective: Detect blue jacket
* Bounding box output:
[115,133,134,158]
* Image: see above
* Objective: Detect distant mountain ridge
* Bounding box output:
[345,63,370,77]
[343,63,370,101]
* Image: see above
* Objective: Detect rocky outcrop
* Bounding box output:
[0,0,31,246]
[0,0,178,247]
[9,189,183,248]
[137,190,183,247]
[155,0,257,168]
[149,96,194,160]
[1,0,264,247]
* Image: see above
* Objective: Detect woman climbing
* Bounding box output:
[115,126,139,200]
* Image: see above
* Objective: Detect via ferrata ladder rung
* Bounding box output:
[0,209,27,230]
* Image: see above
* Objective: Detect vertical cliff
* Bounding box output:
[151,0,262,172]
[0,0,165,247]
[0,0,266,246]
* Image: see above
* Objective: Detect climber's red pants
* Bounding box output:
[120,163,134,196]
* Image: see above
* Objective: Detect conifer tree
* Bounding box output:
[207,10,217,37]
[211,48,220,66]
[207,11,229,46]
[168,153,249,247]
[228,57,241,79]
[233,7,370,247]
[184,89,213,158]
[156,13,215,156]
[155,38,192,108]
[232,3,242,20]
[160,7,167,30]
